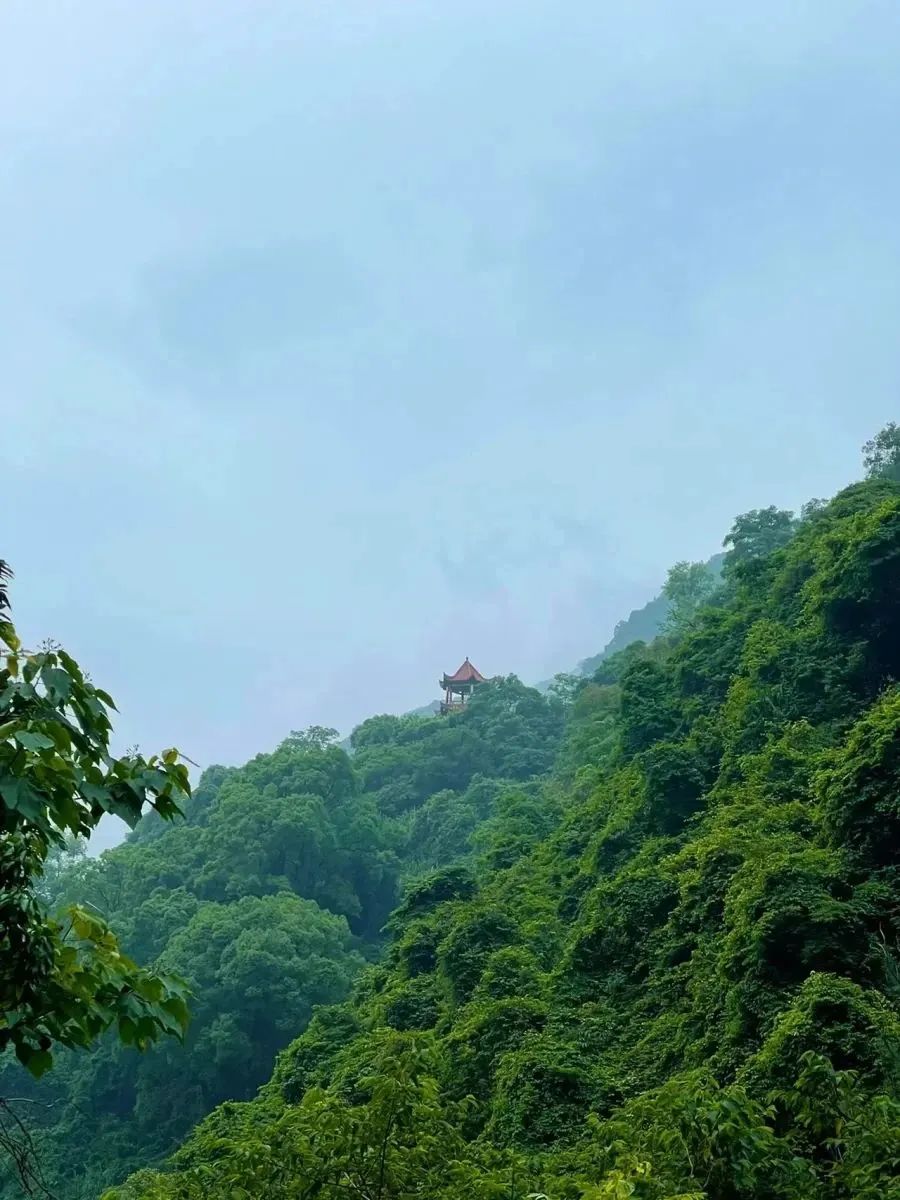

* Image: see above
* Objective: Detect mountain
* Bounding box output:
[576,552,725,677]
[5,476,900,1200]
[100,476,900,1200]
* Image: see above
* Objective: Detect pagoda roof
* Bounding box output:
[442,657,486,685]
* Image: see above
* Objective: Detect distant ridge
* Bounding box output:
[576,551,724,676]
[404,554,725,713]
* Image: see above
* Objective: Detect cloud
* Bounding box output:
[73,242,368,396]
[3,0,900,800]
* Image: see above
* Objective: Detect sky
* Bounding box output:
[3,2,900,847]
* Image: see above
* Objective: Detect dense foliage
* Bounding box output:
[0,564,192,1195]
[104,468,900,1199]
[0,672,565,1196]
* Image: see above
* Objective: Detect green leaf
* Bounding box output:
[45,722,73,752]
[57,649,85,685]
[41,666,72,702]
[24,1049,53,1079]
[0,774,46,822]
[15,730,56,751]
[0,621,21,652]
[70,907,108,942]
[118,1017,137,1046]
[104,792,145,828]
[80,779,109,806]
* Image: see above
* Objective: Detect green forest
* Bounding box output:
[2,428,900,1199]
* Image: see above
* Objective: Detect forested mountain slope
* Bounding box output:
[0,681,565,1198]
[577,553,724,676]
[108,475,900,1199]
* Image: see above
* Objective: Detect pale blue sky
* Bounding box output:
[3,3,899,838]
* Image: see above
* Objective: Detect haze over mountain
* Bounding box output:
[4,1,900,818]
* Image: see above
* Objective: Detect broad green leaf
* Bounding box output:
[0,620,20,651]
[104,792,145,828]
[15,730,56,751]
[80,779,110,805]
[0,773,46,822]
[24,1049,54,1079]
[58,649,85,684]
[41,665,73,701]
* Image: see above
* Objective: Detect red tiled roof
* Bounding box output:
[444,657,485,684]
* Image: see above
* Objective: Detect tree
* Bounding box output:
[0,570,191,1082]
[107,1040,523,1200]
[722,506,796,573]
[662,561,716,633]
[800,497,828,521]
[818,688,900,867]
[862,421,900,482]
[283,726,340,751]
[32,834,86,903]
[101,893,365,1157]
[547,673,581,706]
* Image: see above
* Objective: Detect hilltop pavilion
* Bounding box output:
[439,657,486,715]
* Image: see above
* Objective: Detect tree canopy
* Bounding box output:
[863,419,900,481]
[1,647,564,1194]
